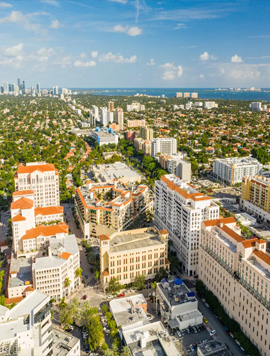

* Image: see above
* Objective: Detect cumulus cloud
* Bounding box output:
[112,24,142,36]
[5,43,23,56]
[146,58,155,66]
[74,60,96,67]
[98,52,137,63]
[199,51,216,61]
[37,47,54,62]
[0,2,12,8]
[231,54,243,63]
[160,62,183,80]
[109,0,128,3]
[50,19,61,29]
[218,63,260,81]
[91,51,98,58]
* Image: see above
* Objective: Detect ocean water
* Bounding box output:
[71,88,270,101]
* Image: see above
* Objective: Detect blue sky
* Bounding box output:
[0,0,269,88]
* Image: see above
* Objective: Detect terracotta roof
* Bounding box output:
[11,197,33,210]
[220,224,244,243]
[253,249,270,266]
[102,268,109,276]
[17,163,58,174]
[12,214,26,222]
[22,223,68,240]
[242,239,258,248]
[35,206,63,216]
[203,217,236,227]
[5,296,24,305]
[13,190,34,196]
[159,229,168,235]
[24,286,34,292]
[99,234,110,241]
[60,252,72,260]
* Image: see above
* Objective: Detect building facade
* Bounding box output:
[99,227,170,288]
[140,127,153,141]
[154,174,219,275]
[213,157,262,185]
[151,138,177,157]
[199,217,270,356]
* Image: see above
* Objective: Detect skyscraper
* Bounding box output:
[36,83,40,94]
[115,107,124,130]
[3,82,8,94]
[22,81,25,94]
[108,101,114,111]
[53,86,59,95]
[17,78,21,90]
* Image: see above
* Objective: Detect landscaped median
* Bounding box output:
[195,279,260,356]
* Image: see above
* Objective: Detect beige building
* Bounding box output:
[140,126,153,140]
[75,182,151,238]
[115,107,124,130]
[241,175,270,222]
[108,101,114,111]
[127,119,146,128]
[199,217,270,356]
[99,227,170,288]
[14,162,60,207]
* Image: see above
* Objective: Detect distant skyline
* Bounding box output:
[0,0,269,88]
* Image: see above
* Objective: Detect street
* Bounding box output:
[0,211,9,241]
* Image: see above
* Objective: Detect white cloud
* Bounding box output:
[74,60,96,67]
[160,62,183,80]
[231,54,243,63]
[0,10,49,34]
[98,52,137,63]
[200,73,205,79]
[53,55,72,68]
[0,2,12,8]
[91,51,98,58]
[112,24,128,33]
[217,63,261,81]
[146,58,155,66]
[80,53,87,59]
[5,43,23,56]
[127,26,142,36]
[41,0,59,6]
[50,19,61,29]
[109,0,128,3]
[37,47,54,62]
[199,51,216,61]
[111,24,142,36]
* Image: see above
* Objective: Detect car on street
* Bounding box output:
[210,330,216,336]
[117,293,125,298]
[203,317,208,323]
[82,295,87,300]
[189,344,195,352]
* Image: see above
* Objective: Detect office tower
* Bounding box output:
[108,101,114,111]
[154,174,219,275]
[115,107,124,129]
[22,81,25,94]
[17,78,21,89]
[151,138,177,157]
[140,126,153,141]
[213,157,263,185]
[14,162,60,207]
[0,86,3,93]
[53,86,58,95]
[199,217,270,356]
[3,82,8,94]
[100,107,108,126]
[9,84,15,92]
[36,83,40,94]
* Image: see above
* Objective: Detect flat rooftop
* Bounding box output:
[158,280,196,308]
[52,327,80,356]
[9,256,32,288]
[109,229,164,254]
[197,340,229,356]
[92,162,141,182]
[122,321,179,356]
[215,157,261,166]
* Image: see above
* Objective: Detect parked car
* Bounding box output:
[189,344,195,352]
[82,295,87,300]
[210,330,216,336]
[117,293,125,298]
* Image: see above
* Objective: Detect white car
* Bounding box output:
[210,330,216,336]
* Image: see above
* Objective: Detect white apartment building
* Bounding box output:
[33,234,80,301]
[183,92,190,98]
[91,128,119,147]
[167,158,191,181]
[99,227,170,289]
[199,217,270,356]
[14,162,60,207]
[151,138,177,157]
[127,102,146,112]
[250,102,262,112]
[213,157,263,185]
[191,92,198,98]
[204,101,218,109]
[52,328,80,356]
[100,107,108,126]
[0,291,53,356]
[176,92,183,98]
[107,111,114,124]
[154,174,219,275]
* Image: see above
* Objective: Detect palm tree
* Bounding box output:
[64,278,71,288]
[75,267,83,278]
[95,271,100,281]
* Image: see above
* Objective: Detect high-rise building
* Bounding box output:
[115,107,124,130]
[100,107,108,126]
[14,162,60,207]
[3,82,8,94]
[204,101,217,109]
[154,174,219,275]
[108,101,114,111]
[17,78,21,90]
[36,83,40,94]
[199,217,270,356]
[140,126,153,141]
[213,157,263,185]
[250,102,262,111]
[151,138,177,157]
[107,111,114,124]
[241,175,270,222]
[191,92,198,98]
[183,92,190,98]
[22,80,25,94]
[0,291,53,356]
[53,86,58,95]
